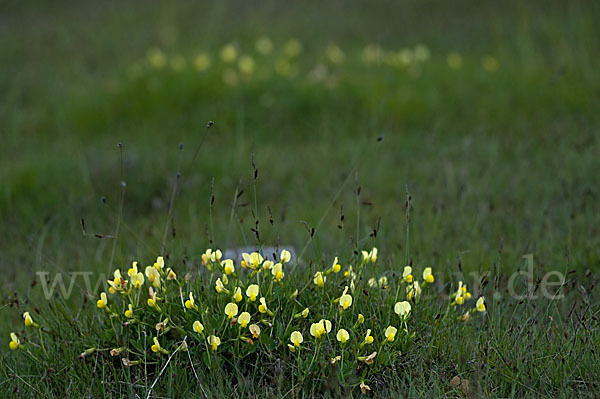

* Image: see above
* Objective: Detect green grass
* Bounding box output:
[1,0,599,397]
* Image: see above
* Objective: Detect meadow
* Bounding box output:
[1,1,599,397]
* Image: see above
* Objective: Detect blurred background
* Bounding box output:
[1,0,599,292]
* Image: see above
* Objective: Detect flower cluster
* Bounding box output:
[10,247,486,394]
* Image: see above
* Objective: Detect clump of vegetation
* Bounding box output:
[9,247,485,395]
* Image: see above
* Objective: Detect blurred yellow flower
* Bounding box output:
[220,44,237,63]
[238,55,255,75]
[223,68,238,86]
[482,56,499,72]
[154,256,164,271]
[385,326,397,342]
[258,297,274,316]
[194,53,211,72]
[447,52,463,69]
[336,329,350,344]
[147,48,166,68]
[224,303,238,320]
[193,320,204,334]
[128,261,139,276]
[238,312,251,328]
[330,256,342,273]
[256,36,274,55]
[170,55,187,71]
[208,335,221,351]
[246,284,259,301]
[357,313,365,325]
[339,291,353,311]
[414,44,430,62]
[283,39,302,57]
[326,44,345,64]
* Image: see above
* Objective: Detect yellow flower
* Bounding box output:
[215,278,229,294]
[108,269,127,293]
[379,276,388,288]
[154,256,164,271]
[283,39,302,57]
[336,329,350,344]
[224,303,238,320]
[339,292,353,311]
[368,277,377,287]
[96,292,108,309]
[220,44,237,63]
[249,324,261,339]
[194,53,211,72]
[358,351,377,365]
[128,261,139,276]
[208,335,221,351]
[262,260,274,271]
[238,312,251,328]
[313,271,326,287]
[193,320,204,334]
[9,332,21,350]
[256,36,274,55]
[201,249,213,266]
[147,297,161,312]
[394,301,411,319]
[403,266,413,283]
[147,48,166,68]
[361,247,378,263]
[151,337,168,354]
[302,308,309,318]
[223,259,235,275]
[310,319,332,339]
[272,263,284,282]
[233,287,243,302]
[280,249,291,264]
[447,52,463,69]
[145,266,161,288]
[364,329,374,344]
[23,312,37,328]
[185,292,198,311]
[482,56,499,73]
[166,268,177,280]
[221,274,229,285]
[385,326,398,342]
[406,281,421,301]
[130,271,144,289]
[238,55,255,75]
[326,44,345,64]
[258,297,274,316]
[124,304,134,318]
[360,382,371,394]
[246,284,259,301]
[242,252,263,269]
[357,313,365,325]
[476,297,486,312]
[453,281,468,305]
[423,267,434,283]
[290,331,303,348]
